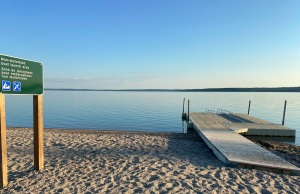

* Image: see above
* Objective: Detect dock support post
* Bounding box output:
[188,100,190,122]
[248,100,251,115]
[183,98,185,113]
[0,94,7,187]
[187,100,193,129]
[282,100,287,126]
[33,95,44,170]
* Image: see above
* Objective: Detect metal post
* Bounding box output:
[248,100,251,115]
[183,98,185,113]
[188,100,190,122]
[282,100,287,125]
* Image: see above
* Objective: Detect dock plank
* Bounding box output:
[201,130,299,170]
[233,113,273,124]
[188,112,300,175]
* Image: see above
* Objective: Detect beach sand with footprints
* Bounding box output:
[0,127,299,193]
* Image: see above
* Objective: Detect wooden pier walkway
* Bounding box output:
[184,112,300,176]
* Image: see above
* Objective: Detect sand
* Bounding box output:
[0,127,299,194]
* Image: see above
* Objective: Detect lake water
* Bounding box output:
[4,91,300,146]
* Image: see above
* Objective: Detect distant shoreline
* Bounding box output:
[45,87,300,92]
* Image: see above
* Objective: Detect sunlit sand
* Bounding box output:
[1,128,299,193]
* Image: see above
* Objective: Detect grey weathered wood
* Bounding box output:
[33,95,44,170]
[0,94,7,187]
[248,100,251,115]
[282,100,287,126]
[188,100,190,122]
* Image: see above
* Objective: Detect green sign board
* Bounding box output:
[0,54,43,95]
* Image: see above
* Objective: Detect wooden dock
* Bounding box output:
[183,112,300,176]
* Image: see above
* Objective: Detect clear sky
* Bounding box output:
[1,0,299,89]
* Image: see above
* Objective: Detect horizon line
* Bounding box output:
[44,86,300,91]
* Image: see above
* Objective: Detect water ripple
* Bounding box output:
[4,91,300,145]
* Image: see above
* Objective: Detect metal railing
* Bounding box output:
[205,109,216,114]
[205,109,233,115]
[216,109,233,115]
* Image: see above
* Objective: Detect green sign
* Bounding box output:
[0,54,43,95]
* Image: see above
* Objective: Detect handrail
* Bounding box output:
[205,109,233,115]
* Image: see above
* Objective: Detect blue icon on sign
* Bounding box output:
[2,81,10,91]
[13,82,21,92]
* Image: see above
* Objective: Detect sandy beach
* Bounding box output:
[0,128,299,194]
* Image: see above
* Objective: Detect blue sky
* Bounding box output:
[1,0,299,89]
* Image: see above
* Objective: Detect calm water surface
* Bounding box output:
[5,91,300,146]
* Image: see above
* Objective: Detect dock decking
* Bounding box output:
[183,112,300,176]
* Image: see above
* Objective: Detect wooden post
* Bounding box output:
[188,100,190,122]
[248,100,251,115]
[183,98,185,113]
[33,95,43,170]
[0,94,7,187]
[282,100,287,126]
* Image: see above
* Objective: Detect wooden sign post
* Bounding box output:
[0,54,44,187]
[0,94,7,187]
[33,95,43,170]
